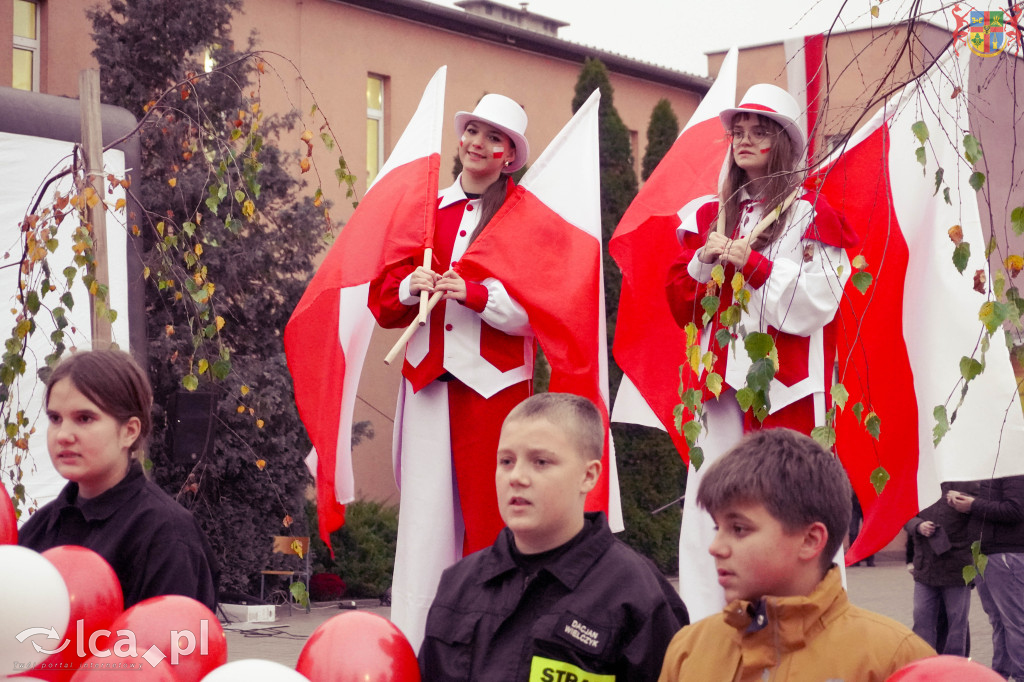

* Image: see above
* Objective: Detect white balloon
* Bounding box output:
[201,659,312,682]
[0,546,71,675]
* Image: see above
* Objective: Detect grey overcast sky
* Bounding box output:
[425,0,956,76]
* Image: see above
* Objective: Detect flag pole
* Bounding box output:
[384,291,443,365]
[416,248,433,325]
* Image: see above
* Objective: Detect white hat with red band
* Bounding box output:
[718,83,806,160]
[454,93,530,173]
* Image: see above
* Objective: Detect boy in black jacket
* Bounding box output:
[418,393,688,681]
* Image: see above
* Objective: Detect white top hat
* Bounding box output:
[454,94,530,173]
[718,84,806,161]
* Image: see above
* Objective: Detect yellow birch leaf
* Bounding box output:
[242,200,255,219]
[86,192,100,209]
[852,254,868,269]
[197,359,209,375]
[240,385,250,395]
[194,243,203,256]
[165,325,175,336]
[299,158,311,174]
[255,459,266,470]
[283,515,294,528]
[237,405,245,413]
[89,280,98,295]
[216,316,226,331]
[291,538,304,558]
[256,419,265,429]
[1005,254,1023,278]
[168,178,177,188]
[115,198,126,211]
[300,130,314,143]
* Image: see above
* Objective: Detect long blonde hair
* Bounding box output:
[719,113,803,251]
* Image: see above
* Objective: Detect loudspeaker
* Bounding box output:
[168,390,217,463]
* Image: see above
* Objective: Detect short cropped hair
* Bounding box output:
[697,428,851,571]
[46,349,153,452]
[504,393,603,462]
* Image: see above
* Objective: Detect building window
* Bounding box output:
[13,0,40,92]
[366,75,386,186]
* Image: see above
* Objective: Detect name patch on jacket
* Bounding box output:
[554,613,608,655]
[529,656,614,682]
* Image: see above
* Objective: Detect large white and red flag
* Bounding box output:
[457,89,622,526]
[284,66,446,550]
[608,48,737,459]
[816,48,1024,562]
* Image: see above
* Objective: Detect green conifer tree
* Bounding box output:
[571,59,682,573]
[641,99,680,181]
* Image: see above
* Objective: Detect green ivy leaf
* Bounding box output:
[211,359,231,380]
[689,446,705,471]
[811,424,837,448]
[865,411,881,440]
[1012,207,1024,236]
[979,300,1010,333]
[680,388,702,411]
[831,383,849,410]
[963,134,983,165]
[972,541,988,577]
[735,387,755,412]
[746,358,776,395]
[701,295,720,321]
[969,172,986,192]
[851,271,873,295]
[911,121,929,144]
[952,242,971,274]
[706,372,723,398]
[933,404,950,446]
[673,404,684,434]
[744,332,774,361]
[682,419,702,447]
[959,356,984,381]
[870,466,890,494]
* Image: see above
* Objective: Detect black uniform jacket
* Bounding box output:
[19,463,218,610]
[419,512,688,682]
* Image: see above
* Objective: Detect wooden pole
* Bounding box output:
[415,248,433,325]
[384,291,442,365]
[80,69,112,347]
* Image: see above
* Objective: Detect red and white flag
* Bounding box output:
[815,48,1024,562]
[608,47,738,461]
[457,89,622,526]
[284,66,446,550]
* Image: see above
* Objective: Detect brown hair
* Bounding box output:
[468,173,512,245]
[45,349,153,452]
[697,428,851,572]
[504,392,603,462]
[720,113,803,251]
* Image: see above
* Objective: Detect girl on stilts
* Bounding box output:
[369,94,534,650]
[665,84,857,620]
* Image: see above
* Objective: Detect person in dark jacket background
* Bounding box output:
[906,480,978,655]
[418,393,688,681]
[948,475,1024,678]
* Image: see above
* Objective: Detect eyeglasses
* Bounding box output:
[729,126,773,144]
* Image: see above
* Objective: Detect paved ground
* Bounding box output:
[223,552,996,671]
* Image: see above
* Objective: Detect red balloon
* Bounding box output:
[886,655,1004,681]
[103,595,227,682]
[296,612,420,682]
[1,481,16,544]
[19,546,125,682]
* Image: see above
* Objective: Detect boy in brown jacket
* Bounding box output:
[659,429,935,681]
